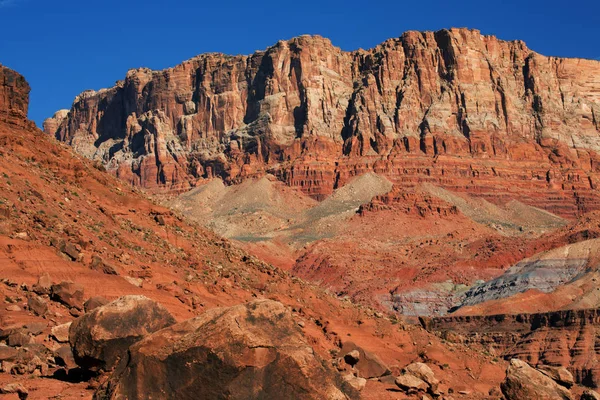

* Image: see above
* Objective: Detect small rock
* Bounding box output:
[51,322,71,343]
[1,360,15,373]
[32,273,52,295]
[404,362,439,394]
[63,242,80,261]
[51,281,84,310]
[27,294,48,316]
[342,373,367,391]
[8,331,31,347]
[84,296,109,313]
[0,383,28,399]
[54,346,77,369]
[123,276,143,288]
[24,322,47,336]
[340,342,390,378]
[395,373,428,393]
[297,321,305,328]
[90,255,118,275]
[5,304,21,311]
[14,232,28,240]
[0,346,18,361]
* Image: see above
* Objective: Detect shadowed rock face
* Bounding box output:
[0,65,30,126]
[95,299,357,400]
[69,295,176,372]
[46,28,600,217]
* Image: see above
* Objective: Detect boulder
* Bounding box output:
[537,365,575,388]
[340,342,390,378]
[501,359,572,400]
[51,281,84,310]
[95,299,358,400]
[69,295,176,372]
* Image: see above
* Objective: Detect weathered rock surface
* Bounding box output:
[69,295,176,372]
[95,299,357,400]
[395,373,428,393]
[501,359,572,400]
[538,365,575,388]
[582,389,600,400]
[51,323,71,343]
[403,362,439,394]
[0,64,30,126]
[48,28,600,218]
[426,308,600,388]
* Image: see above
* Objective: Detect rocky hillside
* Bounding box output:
[46,28,600,218]
[1,64,520,399]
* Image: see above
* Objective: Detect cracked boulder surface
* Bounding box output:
[94,299,358,400]
[69,295,177,372]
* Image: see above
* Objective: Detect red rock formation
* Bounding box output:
[424,308,600,388]
[0,64,30,127]
[46,28,600,217]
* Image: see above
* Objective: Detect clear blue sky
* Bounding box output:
[0,0,598,127]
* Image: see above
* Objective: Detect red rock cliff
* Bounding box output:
[1,64,30,126]
[45,28,600,217]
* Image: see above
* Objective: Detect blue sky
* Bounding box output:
[0,0,598,127]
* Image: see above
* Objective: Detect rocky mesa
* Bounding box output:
[45,28,600,218]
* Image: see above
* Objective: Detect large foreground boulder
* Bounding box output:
[69,295,176,372]
[501,359,572,400]
[95,299,358,400]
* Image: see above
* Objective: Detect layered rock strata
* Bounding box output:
[424,308,600,388]
[46,28,600,217]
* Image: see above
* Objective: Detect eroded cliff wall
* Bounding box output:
[45,28,600,217]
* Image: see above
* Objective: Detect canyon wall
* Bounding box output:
[424,308,600,387]
[45,28,600,217]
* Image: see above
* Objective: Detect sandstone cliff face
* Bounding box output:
[46,28,600,216]
[1,64,30,126]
